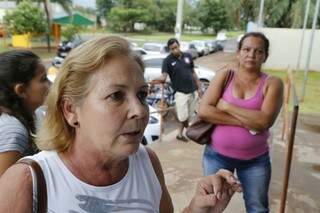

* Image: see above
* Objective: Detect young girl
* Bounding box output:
[0,50,50,176]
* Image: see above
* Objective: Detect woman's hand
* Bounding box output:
[184,169,242,213]
[216,99,229,112]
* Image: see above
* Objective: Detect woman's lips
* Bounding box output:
[121,131,143,141]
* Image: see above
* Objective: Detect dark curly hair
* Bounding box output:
[0,50,41,150]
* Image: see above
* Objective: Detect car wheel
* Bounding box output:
[141,136,148,145]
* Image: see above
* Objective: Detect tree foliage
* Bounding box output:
[153,0,177,32]
[96,0,115,17]
[107,0,156,32]
[4,0,46,34]
[197,0,230,33]
[96,0,320,33]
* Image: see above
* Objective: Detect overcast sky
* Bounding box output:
[73,0,96,9]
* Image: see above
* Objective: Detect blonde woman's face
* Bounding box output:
[75,54,149,158]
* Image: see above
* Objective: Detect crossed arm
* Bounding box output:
[198,70,283,131]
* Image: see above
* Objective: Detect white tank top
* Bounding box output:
[27,145,162,213]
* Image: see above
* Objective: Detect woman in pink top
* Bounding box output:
[198,32,283,213]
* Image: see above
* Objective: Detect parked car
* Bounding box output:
[142,54,215,91]
[205,40,218,53]
[142,42,169,54]
[216,31,228,51]
[191,40,210,56]
[180,41,199,59]
[142,105,161,145]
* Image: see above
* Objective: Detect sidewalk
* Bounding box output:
[149,129,246,212]
[149,114,320,212]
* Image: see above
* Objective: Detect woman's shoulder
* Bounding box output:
[0,113,29,154]
[0,113,26,129]
[263,73,283,87]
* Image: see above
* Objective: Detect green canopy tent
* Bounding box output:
[52,12,95,45]
[53,12,95,26]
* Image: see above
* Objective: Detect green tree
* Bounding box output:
[197,0,230,33]
[152,0,176,32]
[4,0,46,34]
[107,0,156,32]
[96,0,115,18]
[15,0,72,51]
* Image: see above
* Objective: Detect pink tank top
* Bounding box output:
[211,72,269,160]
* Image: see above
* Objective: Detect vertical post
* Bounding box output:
[159,83,165,142]
[301,0,320,102]
[258,0,265,27]
[44,0,52,52]
[279,85,299,213]
[175,0,184,40]
[295,0,311,72]
[281,70,291,141]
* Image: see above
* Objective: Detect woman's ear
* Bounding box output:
[13,83,27,98]
[61,97,79,127]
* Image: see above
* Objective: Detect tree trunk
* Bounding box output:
[44,0,52,52]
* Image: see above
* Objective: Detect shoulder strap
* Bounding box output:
[221,69,234,94]
[18,158,47,213]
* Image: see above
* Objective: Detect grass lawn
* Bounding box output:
[266,69,320,114]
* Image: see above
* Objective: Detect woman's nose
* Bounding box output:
[128,98,148,119]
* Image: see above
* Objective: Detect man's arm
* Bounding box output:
[150,72,168,85]
[192,71,203,97]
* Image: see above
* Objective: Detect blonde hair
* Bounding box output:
[36,36,144,151]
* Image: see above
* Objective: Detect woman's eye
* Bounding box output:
[137,91,148,104]
[257,49,264,55]
[242,48,249,52]
[109,91,125,102]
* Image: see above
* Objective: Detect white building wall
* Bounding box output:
[258,28,320,71]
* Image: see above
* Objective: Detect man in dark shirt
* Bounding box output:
[151,38,202,142]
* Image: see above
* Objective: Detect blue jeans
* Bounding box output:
[203,145,271,213]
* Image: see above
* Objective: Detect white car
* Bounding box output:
[143,105,161,145]
[142,42,169,55]
[142,54,215,90]
[191,40,210,56]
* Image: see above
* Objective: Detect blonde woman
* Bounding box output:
[0,36,241,213]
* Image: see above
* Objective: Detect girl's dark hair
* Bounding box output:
[0,50,40,142]
[238,32,270,59]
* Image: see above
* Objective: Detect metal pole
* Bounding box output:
[258,0,265,27]
[175,0,184,40]
[295,0,311,72]
[301,0,320,101]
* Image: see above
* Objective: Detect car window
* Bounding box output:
[144,58,163,68]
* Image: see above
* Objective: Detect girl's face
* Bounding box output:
[238,36,267,71]
[74,54,149,159]
[22,63,50,113]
